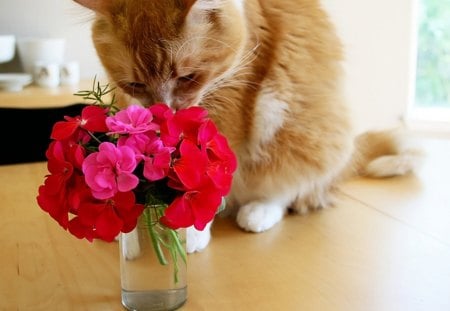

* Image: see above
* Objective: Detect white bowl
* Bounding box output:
[17,37,66,74]
[0,73,33,92]
[0,35,16,64]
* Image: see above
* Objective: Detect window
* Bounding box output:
[408,0,450,132]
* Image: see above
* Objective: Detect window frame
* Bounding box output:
[406,0,450,136]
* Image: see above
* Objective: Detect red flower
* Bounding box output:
[160,182,223,230]
[37,140,80,228]
[172,140,208,190]
[46,138,86,171]
[37,176,71,229]
[51,105,108,141]
[69,191,144,242]
[161,120,237,230]
[155,104,208,147]
[198,120,237,194]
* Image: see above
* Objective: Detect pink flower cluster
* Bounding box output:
[37,103,237,242]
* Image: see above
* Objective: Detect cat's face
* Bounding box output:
[75,0,247,109]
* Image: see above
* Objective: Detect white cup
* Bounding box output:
[34,62,60,88]
[0,35,16,64]
[60,61,80,86]
[17,37,65,75]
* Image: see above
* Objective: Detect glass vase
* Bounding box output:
[119,209,187,311]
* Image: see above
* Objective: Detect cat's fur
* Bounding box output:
[74,0,423,253]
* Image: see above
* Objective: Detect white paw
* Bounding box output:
[236,201,284,232]
[186,222,212,253]
[120,228,141,260]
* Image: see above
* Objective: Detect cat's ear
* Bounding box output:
[73,0,111,15]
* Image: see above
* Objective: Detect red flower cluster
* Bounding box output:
[37,103,236,242]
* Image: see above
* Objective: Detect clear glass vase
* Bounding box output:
[119,209,187,311]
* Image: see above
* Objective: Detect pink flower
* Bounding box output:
[82,142,139,200]
[117,132,154,161]
[143,147,172,181]
[106,104,159,134]
[118,132,175,181]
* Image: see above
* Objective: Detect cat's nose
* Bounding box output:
[134,90,164,108]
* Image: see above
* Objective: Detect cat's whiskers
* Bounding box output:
[203,92,237,109]
[175,35,242,61]
[202,43,260,97]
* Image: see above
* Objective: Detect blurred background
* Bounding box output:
[0,1,101,78]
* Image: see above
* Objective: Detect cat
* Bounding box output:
[73,0,423,253]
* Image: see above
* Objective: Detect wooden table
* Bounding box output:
[1,84,450,310]
[0,81,94,108]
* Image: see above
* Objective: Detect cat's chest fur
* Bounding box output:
[205,81,291,166]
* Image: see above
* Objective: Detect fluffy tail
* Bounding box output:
[345,128,425,179]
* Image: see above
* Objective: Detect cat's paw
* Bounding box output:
[236,201,284,233]
[121,228,141,260]
[186,222,212,253]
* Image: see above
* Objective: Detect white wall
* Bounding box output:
[0,0,416,134]
[0,0,104,79]
[322,0,417,133]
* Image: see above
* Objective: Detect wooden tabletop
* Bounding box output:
[1,84,450,310]
[1,137,450,311]
[0,79,132,109]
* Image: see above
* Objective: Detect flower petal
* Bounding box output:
[159,195,195,229]
[173,140,208,189]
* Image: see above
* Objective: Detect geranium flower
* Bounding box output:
[51,105,108,140]
[143,146,173,181]
[152,104,208,147]
[198,120,237,193]
[82,142,139,200]
[160,181,223,230]
[46,138,87,171]
[118,132,175,181]
[36,81,237,277]
[68,191,144,242]
[106,104,159,134]
[172,140,209,190]
[37,140,80,228]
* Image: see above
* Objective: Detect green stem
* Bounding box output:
[144,209,168,265]
[169,244,179,284]
[143,205,187,283]
[169,229,187,265]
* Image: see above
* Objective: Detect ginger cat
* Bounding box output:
[74,0,422,253]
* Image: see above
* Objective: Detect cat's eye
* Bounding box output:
[177,73,197,84]
[127,82,147,90]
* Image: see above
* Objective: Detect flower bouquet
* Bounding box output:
[36,80,237,309]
